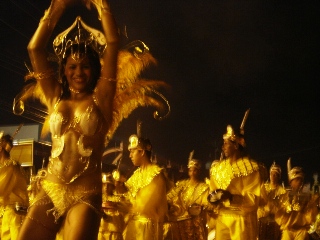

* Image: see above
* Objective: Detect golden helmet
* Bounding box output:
[270,161,281,175]
[187,150,201,169]
[287,158,304,182]
[223,125,246,148]
[128,134,152,151]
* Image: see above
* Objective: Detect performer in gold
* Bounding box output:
[258,162,286,240]
[98,173,125,240]
[0,132,28,240]
[275,159,319,240]
[16,0,119,239]
[13,0,170,237]
[165,151,209,240]
[122,134,168,240]
[208,109,262,240]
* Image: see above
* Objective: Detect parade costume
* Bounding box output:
[124,164,166,240]
[123,134,168,240]
[165,153,209,240]
[98,173,125,240]
[275,159,319,240]
[208,109,262,240]
[209,157,261,239]
[0,133,28,240]
[13,7,170,236]
[258,162,285,240]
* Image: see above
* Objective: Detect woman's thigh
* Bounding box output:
[18,191,61,240]
[63,203,101,240]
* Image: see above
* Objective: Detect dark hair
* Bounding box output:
[1,134,13,154]
[59,43,101,98]
[139,137,152,158]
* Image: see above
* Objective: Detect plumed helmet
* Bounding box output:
[222,109,250,148]
[287,158,304,182]
[187,150,201,169]
[223,125,246,148]
[188,159,201,169]
[288,167,304,182]
[128,134,152,152]
[270,161,281,175]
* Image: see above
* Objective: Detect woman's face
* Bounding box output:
[64,56,92,93]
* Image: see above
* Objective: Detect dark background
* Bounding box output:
[0,1,319,184]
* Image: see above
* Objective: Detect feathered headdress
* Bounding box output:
[106,40,170,145]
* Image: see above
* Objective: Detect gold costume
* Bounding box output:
[98,207,125,240]
[166,179,209,240]
[30,179,101,222]
[275,190,318,240]
[98,179,125,240]
[209,157,261,240]
[0,159,28,240]
[124,164,167,240]
[258,182,285,240]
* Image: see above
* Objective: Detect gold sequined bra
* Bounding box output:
[48,97,104,183]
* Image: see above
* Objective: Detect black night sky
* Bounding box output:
[0,1,319,184]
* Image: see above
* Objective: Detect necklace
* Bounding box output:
[69,87,80,94]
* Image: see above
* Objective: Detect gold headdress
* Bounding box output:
[128,120,152,151]
[187,150,201,169]
[53,16,106,61]
[128,135,152,152]
[223,109,250,147]
[270,161,281,175]
[287,158,304,182]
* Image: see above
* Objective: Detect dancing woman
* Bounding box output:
[17,0,119,239]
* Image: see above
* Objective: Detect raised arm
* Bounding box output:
[93,0,120,124]
[27,0,68,106]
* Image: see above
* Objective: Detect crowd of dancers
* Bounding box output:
[1,120,320,240]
